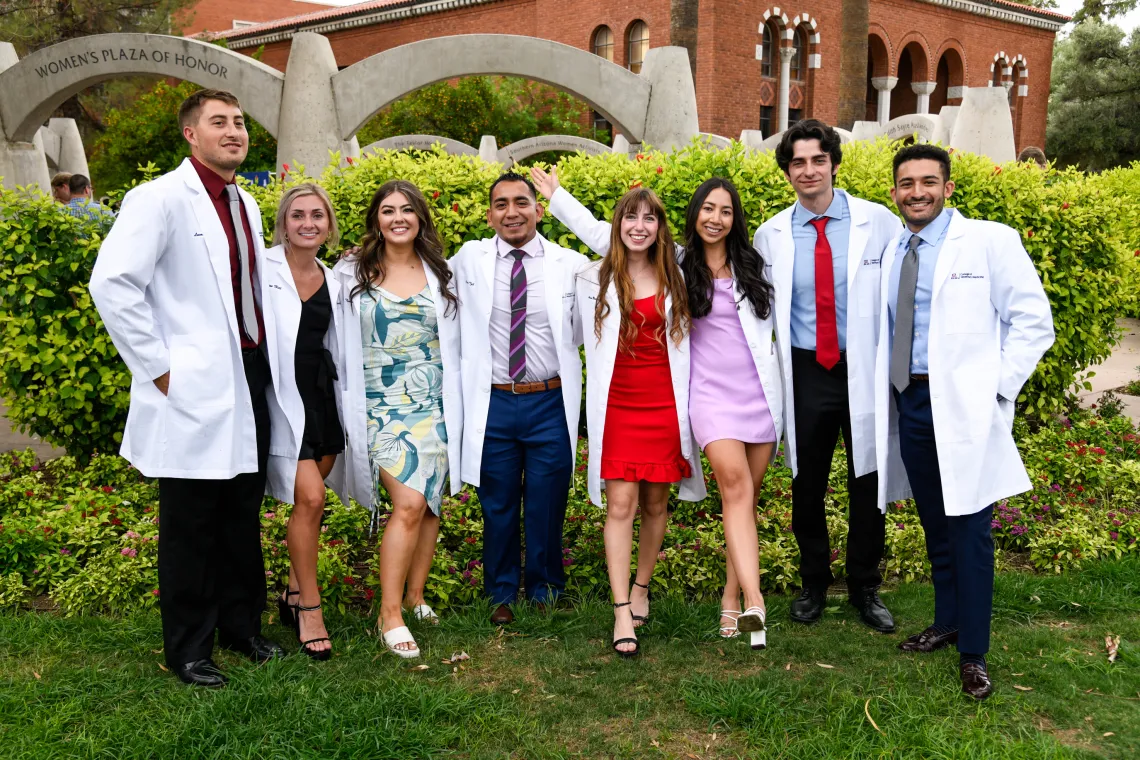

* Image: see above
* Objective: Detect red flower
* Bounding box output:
[25,490,33,497]
[453,202,460,213]
[282,163,291,171]
[636,153,646,160]
[346,157,354,165]
[152,589,160,596]
[1027,230,1034,238]
[465,536,477,544]
[433,191,440,200]
[656,166,663,174]
[993,166,1002,175]
[630,181,642,189]
[102,486,113,493]
[343,576,357,586]
[280,172,286,181]
[1061,202,1070,210]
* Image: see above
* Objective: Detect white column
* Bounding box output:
[911,81,937,115]
[871,76,898,125]
[778,47,796,132]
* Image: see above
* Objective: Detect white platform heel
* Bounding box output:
[737,606,767,650]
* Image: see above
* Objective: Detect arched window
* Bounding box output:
[592,26,614,62]
[760,22,777,78]
[627,21,649,74]
[790,27,808,82]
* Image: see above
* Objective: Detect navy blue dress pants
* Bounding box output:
[477,386,573,605]
[895,380,994,655]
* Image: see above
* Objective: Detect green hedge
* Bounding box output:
[0,140,1133,460]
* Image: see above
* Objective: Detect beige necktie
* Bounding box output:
[224,184,260,345]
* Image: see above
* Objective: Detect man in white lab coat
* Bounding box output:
[874,144,1054,700]
[90,89,284,687]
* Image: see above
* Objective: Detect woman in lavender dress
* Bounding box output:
[533,169,784,650]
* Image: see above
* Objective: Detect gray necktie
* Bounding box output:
[224,184,260,345]
[890,234,922,394]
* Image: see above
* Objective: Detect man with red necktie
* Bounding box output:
[754,120,907,632]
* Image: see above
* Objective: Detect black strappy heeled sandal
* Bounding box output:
[277,588,299,628]
[630,580,651,626]
[612,601,640,659]
[296,603,332,661]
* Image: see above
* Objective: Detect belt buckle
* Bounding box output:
[511,381,521,395]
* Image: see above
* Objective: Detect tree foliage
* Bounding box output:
[355,76,604,151]
[1047,21,1140,171]
[1072,0,1138,23]
[87,80,277,192]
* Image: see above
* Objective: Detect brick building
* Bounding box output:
[178,0,334,36]
[207,0,1068,151]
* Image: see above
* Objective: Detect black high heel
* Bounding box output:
[612,602,640,658]
[630,580,651,626]
[296,603,332,661]
[277,589,299,628]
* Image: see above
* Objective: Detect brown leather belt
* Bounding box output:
[909,374,930,382]
[491,377,562,394]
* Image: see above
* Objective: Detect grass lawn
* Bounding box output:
[1,558,1138,759]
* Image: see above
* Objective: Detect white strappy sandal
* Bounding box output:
[719,609,741,639]
[382,625,421,659]
[410,604,439,625]
[737,606,767,650]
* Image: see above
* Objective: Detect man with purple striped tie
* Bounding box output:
[451,172,589,624]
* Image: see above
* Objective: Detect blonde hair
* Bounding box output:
[272,183,340,249]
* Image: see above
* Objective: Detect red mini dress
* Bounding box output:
[600,296,693,483]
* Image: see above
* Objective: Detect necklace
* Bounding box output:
[628,262,652,282]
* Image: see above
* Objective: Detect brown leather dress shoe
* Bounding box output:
[898,626,959,653]
[960,662,993,700]
[490,604,514,625]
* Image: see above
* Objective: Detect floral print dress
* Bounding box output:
[359,285,448,514]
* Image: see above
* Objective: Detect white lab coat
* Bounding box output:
[260,246,354,504]
[547,187,786,462]
[873,211,1054,516]
[450,234,588,486]
[89,158,279,479]
[321,256,465,509]
[755,190,906,496]
[576,261,706,506]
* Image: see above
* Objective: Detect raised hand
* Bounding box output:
[529,165,560,200]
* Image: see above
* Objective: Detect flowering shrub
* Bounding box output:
[2,404,1137,615]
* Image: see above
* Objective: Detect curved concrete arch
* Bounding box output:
[0,33,284,141]
[332,35,653,142]
[362,135,478,157]
[498,135,611,164]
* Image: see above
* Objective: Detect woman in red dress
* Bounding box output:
[576,188,703,657]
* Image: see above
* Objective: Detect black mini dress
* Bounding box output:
[295,279,345,461]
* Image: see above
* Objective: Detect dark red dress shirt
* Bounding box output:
[190,156,265,349]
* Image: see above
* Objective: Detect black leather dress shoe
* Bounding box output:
[175,659,227,688]
[219,635,286,663]
[790,588,826,624]
[849,587,896,633]
[490,604,514,626]
[960,662,994,700]
[898,626,959,653]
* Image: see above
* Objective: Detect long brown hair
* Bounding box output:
[595,188,690,351]
[352,180,458,316]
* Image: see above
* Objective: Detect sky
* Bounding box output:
[1054,0,1140,33]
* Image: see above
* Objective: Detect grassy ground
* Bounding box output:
[1,559,1138,760]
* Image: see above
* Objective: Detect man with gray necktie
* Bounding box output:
[873,144,1054,700]
[91,89,284,687]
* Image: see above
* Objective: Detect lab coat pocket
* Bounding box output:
[167,331,235,409]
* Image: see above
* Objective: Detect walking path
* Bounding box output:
[1076,318,1140,419]
[0,402,66,460]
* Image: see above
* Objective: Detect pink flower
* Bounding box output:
[59,548,71,555]
[125,531,140,539]
[264,512,276,519]
[120,547,137,558]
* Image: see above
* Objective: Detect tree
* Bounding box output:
[87,79,277,191]
[836,0,869,128]
[1073,0,1137,23]
[0,0,195,134]
[355,76,601,153]
[1047,20,1140,170]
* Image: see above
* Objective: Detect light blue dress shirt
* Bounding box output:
[790,190,851,351]
[888,208,954,375]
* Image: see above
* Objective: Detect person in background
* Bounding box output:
[875,144,1054,700]
[64,174,114,223]
[1017,146,1048,170]
[51,172,71,204]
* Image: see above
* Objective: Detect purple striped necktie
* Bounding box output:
[508,250,527,382]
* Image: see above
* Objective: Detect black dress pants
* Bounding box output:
[158,347,271,668]
[790,348,885,592]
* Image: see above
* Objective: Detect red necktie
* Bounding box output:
[809,217,840,370]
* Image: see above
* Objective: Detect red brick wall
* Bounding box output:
[178,0,330,36]
[241,0,1058,150]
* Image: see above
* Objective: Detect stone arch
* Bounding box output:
[866,28,893,122]
[931,40,967,113]
[892,37,931,119]
[332,35,655,143]
[1009,55,1029,150]
[0,33,284,142]
[755,11,789,135]
[788,14,819,121]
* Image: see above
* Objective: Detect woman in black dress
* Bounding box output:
[265,183,347,660]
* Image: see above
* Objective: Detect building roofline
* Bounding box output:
[211,0,1069,49]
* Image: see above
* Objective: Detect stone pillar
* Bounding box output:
[871,76,898,126]
[276,33,354,176]
[47,118,89,177]
[0,42,51,193]
[911,81,937,115]
[777,47,795,133]
[638,46,700,151]
[479,136,500,164]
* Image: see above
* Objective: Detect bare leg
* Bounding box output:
[377,471,429,652]
[403,513,440,609]
[288,455,337,654]
[604,479,640,653]
[630,481,671,625]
